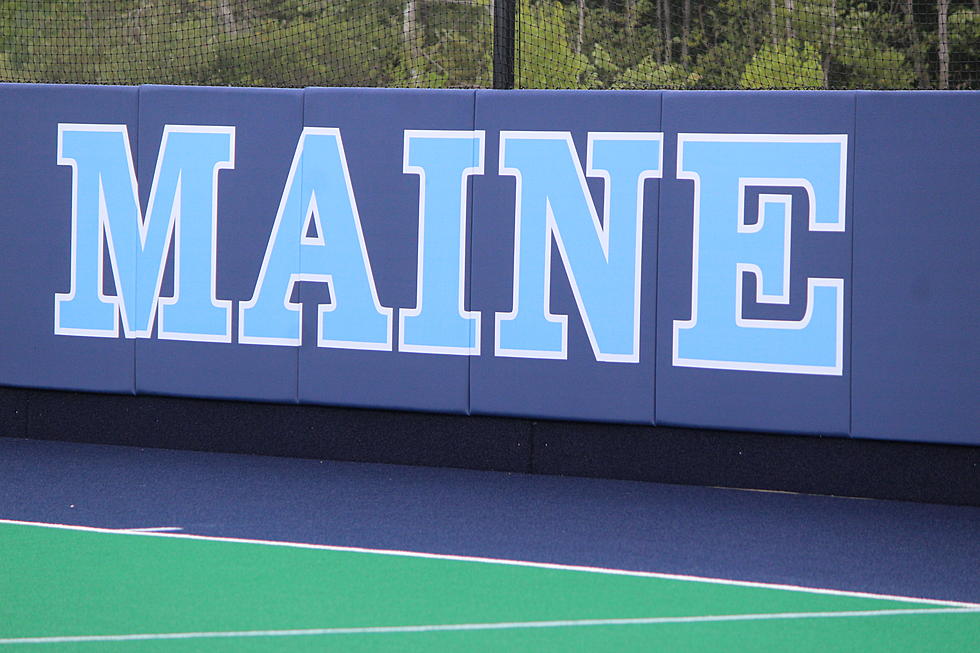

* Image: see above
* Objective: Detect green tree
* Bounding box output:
[612,56,699,87]
[948,5,980,87]
[517,0,592,88]
[832,5,915,89]
[739,38,823,87]
[0,0,975,90]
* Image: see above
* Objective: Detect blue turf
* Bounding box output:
[0,436,977,603]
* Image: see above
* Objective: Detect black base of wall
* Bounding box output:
[1,386,976,506]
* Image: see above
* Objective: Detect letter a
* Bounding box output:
[240,127,392,349]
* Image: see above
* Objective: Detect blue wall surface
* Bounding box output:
[0,83,976,445]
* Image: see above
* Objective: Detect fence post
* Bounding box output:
[493,0,516,89]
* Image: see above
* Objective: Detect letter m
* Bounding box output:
[55,124,234,341]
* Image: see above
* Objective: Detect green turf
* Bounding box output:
[0,521,976,650]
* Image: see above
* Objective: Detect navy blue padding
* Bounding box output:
[0,84,137,395]
[850,92,980,445]
[298,88,475,413]
[134,85,303,403]
[469,90,661,423]
[656,91,854,435]
[0,83,977,448]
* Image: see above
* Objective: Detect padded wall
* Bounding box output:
[297,88,476,413]
[469,90,661,423]
[134,85,303,403]
[850,92,979,444]
[0,84,976,445]
[0,84,137,395]
[656,92,853,435]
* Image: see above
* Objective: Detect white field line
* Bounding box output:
[116,527,183,533]
[1,608,978,646]
[2,518,977,609]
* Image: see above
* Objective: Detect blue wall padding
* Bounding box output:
[298,88,476,413]
[0,84,138,395]
[0,83,976,446]
[469,90,661,423]
[850,91,980,443]
[135,85,303,403]
[655,91,854,436]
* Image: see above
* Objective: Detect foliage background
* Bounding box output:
[0,0,976,89]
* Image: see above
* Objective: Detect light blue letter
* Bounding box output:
[399,130,484,355]
[496,132,662,362]
[673,134,847,375]
[55,124,234,341]
[239,127,392,349]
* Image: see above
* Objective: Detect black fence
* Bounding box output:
[1,1,977,90]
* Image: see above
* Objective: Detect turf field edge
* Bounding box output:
[2,518,975,609]
[1,608,978,646]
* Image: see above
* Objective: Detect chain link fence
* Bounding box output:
[0,0,976,89]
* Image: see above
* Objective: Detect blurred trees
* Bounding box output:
[0,0,976,89]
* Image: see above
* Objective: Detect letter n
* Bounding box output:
[495,131,662,362]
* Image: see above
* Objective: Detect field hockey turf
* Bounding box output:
[2,520,977,651]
